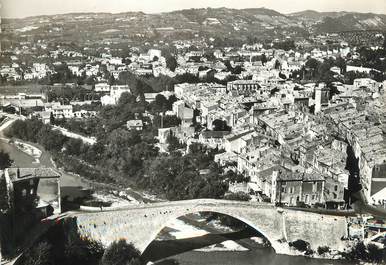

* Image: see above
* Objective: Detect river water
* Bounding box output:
[168,249,357,265]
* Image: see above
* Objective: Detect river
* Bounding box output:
[166,249,356,265]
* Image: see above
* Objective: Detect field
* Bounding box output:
[0,84,48,95]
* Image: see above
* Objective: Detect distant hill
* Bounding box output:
[289,10,348,20]
[314,13,386,32]
[289,10,386,32]
[3,8,385,43]
[168,7,298,27]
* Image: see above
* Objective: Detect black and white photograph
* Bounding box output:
[0,0,385,264]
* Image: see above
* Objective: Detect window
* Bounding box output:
[22,189,27,197]
[312,195,315,200]
[30,189,34,195]
[334,185,338,192]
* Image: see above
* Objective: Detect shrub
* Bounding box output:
[18,241,52,265]
[343,241,386,263]
[366,243,384,263]
[224,192,251,201]
[289,239,311,253]
[101,239,142,265]
[64,237,104,265]
[317,246,330,255]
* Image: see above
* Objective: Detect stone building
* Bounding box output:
[0,168,61,215]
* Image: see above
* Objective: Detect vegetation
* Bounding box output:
[0,150,13,169]
[224,192,251,201]
[17,226,143,265]
[101,240,142,265]
[64,236,104,265]
[140,144,229,200]
[317,246,330,255]
[272,40,296,51]
[289,240,313,255]
[6,94,232,201]
[212,119,231,131]
[17,241,52,265]
[166,134,186,152]
[342,242,386,263]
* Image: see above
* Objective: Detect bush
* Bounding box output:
[0,150,12,169]
[64,237,104,265]
[317,246,330,255]
[343,241,386,263]
[17,241,52,265]
[289,239,311,253]
[366,243,384,263]
[224,192,251,201]
[101,239,142,265]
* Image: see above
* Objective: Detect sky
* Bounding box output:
[1,0,385,18]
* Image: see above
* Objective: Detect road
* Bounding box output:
[52,125,97,145]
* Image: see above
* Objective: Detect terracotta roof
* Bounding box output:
[7,168,60,182]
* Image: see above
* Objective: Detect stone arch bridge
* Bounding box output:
[66,199,351,254]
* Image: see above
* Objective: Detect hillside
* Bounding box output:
[2,8,385,45]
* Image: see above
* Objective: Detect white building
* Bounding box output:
[52,105,73,119]
[353,78,379,92]
[95,83,110,92]
[101,85,131,105]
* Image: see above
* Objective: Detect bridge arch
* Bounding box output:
[140,209,276,256]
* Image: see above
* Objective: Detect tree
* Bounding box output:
[212,119,231,131]
[49,112,55,124]
[64,138,83,156]
[335,56,347,73]
[224,192,251,201]
[261,54,268,65]
[37,126,68,152]
[64,237,104,265]
[19,241,52,265]
[148,94,169,114]
[153,115,181,129]
[274,60,281,70]
[165,56,178,71]
[167,133,185,152]
[0,151,12,169]
[101,240,142,265]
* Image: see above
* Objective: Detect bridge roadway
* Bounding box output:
[64,199,352,255]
